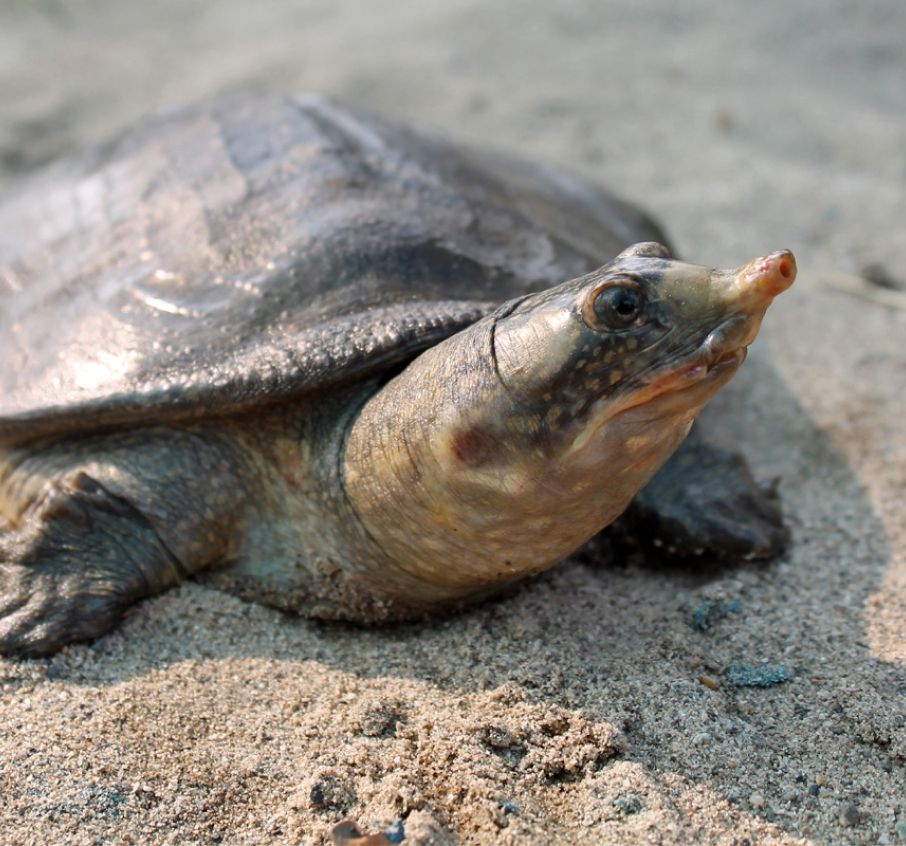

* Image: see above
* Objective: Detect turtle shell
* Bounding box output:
[0,94,666,441]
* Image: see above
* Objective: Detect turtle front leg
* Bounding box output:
[0,429,247,657]
[610,426,789,561]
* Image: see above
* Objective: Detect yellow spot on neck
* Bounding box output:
[625,435,651,451]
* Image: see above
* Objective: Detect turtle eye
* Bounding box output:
[581,279,648,331]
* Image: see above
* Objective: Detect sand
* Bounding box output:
[0,1,904,844]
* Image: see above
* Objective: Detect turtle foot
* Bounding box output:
[0,473,183,657]
[612,436,789,562]
[0,556,132,658]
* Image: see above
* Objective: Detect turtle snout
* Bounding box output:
[739,249,797,298]
[702,250,795,362]
[711,248,796,320]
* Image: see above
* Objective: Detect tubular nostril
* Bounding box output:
[732,249,797,306]
[771,250,796,284]
[748,250,797,295]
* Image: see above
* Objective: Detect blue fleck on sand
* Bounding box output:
[691,599,742,631]
[726,663,792,687]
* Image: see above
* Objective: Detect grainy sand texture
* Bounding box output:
[1,1,904,844]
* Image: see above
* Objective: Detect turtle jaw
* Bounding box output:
[627,316,752,414]
[565,343,744,460]
[612,345,744,424]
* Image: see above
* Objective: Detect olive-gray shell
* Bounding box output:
[0,94,665,440]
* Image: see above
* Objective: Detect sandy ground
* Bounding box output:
[1,1,904,844]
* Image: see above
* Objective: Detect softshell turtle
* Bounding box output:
[0,95,795,656]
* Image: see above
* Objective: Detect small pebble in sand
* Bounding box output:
[726,663,792,687]
[613,794,643,815]
[699,674,720,690]
[840,802,861,827]
[384,821,405,843]
[749,791,766,809]
[691,599,741,632]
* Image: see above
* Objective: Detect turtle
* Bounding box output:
[0,94,795,657]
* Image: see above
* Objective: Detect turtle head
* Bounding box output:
[343,242,795,601]
[492,242,797,465]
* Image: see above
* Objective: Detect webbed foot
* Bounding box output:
[612,434,788,562]
[0,472,184,657]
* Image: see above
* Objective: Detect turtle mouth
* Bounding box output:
[641,345,745,399]
[566,339,747,456]
[621,317,752,414]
